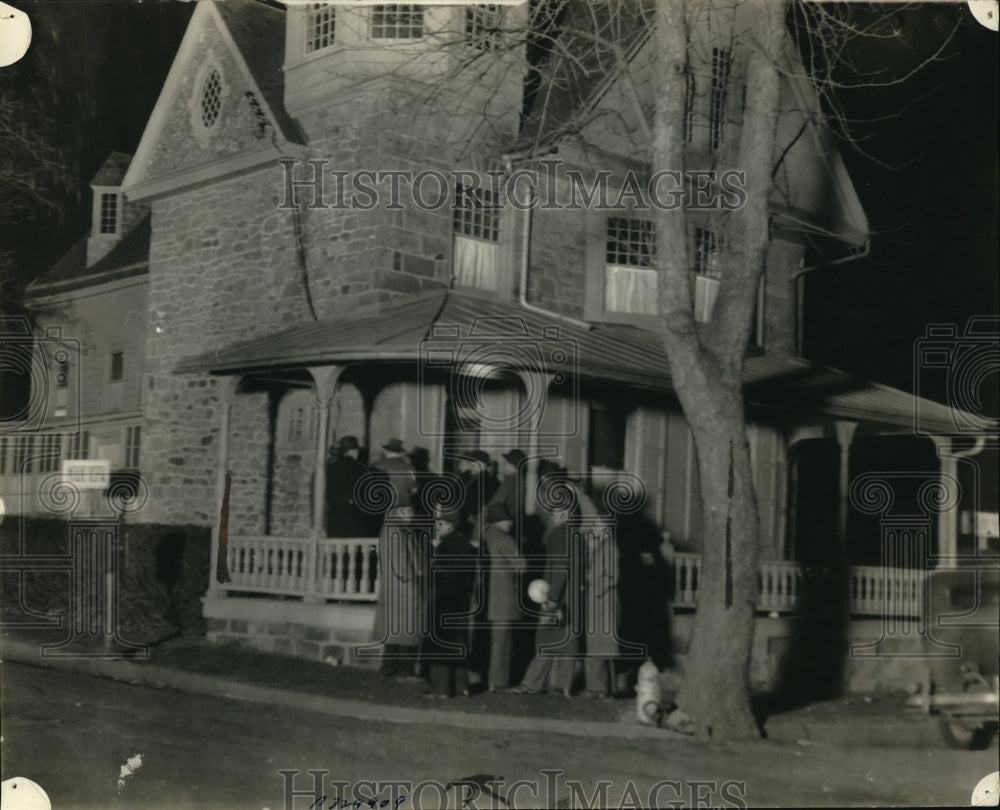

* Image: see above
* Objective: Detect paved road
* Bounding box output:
[1,662,995,809]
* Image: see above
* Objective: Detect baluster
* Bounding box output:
[300,542,309,592]
[318,544,330,594]
[359,542,372,596]
[346,542,358,594]
[331,544,343,594]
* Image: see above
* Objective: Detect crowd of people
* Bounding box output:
[324,436,674,699]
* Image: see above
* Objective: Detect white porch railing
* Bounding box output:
[671,552,926,618]
[220,536,378,600]
[217,537,925,617]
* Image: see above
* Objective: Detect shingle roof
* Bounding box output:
[90,152,134,187]
[215,0,305,145]
[175,289,980,435]
[26,214,151,296]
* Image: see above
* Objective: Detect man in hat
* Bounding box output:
[424,507,477,697]
[371,438,418,522]
[483,499,527,691]
[325,436,368,537]
[458,450,498,528]
[486,448,527,527]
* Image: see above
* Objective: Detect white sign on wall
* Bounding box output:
[62,459,111,490]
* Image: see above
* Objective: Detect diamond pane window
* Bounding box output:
[306,4,335,53]
[200,69,223,128]
[371,5,424,39]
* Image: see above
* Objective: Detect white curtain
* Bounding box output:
[604,264,657,315]
[454,235,499,292]
[693,273,720,322]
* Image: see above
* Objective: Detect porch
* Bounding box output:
[180,290,979,692]
[209,533,927,618]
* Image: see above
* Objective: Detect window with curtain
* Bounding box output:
[604,216,657,315]
[453,181,501,292]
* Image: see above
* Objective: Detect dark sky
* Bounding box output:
[3,1,997,404]
[801,3,998,401]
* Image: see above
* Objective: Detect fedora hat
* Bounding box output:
[502,448,526,465]
[338,435,360,451]
[382,437,405,453]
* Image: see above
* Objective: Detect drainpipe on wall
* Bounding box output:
[501,154,592,331]
[793,240,870,356]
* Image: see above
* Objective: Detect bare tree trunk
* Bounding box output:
[653,0,786,739]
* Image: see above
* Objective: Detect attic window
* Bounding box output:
[99,192,118,234]
[371,5,423,39]
[200,68,223,128]
[306,3,335,53]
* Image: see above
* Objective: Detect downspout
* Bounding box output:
[793,240,870,355]
[502,154,592,331]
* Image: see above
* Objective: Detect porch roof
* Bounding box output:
[175,289,973,434]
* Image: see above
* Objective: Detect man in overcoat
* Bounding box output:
[483,500,526,691]
[325,435,368,537]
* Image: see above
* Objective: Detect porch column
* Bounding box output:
[833,421,857,550]
[306,365,344,603]
[516,370,554,516]
[209,375,240,594]
[931,436,958,565]
[930,435,985,566]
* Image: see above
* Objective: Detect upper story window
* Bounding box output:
[587,215,761,336]
[13,435,33,474]
[604,216,657,316]
[306,3,335,53]
[67,431,89,461]
[466,5,503,51]
[693,227,721,323]
[453,181,501,292]
[99,192,119,234]
[126,425,141,468]
[200,68,223,128]
[37,434,61,474]
[454,183,500,242]
[110,351,124,382]
[709,47,731,154]
[683,70,696,143]
[371,4,424,39]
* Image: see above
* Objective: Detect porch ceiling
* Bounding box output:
[175,289,978,435]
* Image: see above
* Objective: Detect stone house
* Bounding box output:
[11,0,988,691]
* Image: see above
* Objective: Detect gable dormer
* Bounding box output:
[87,152,149,267]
